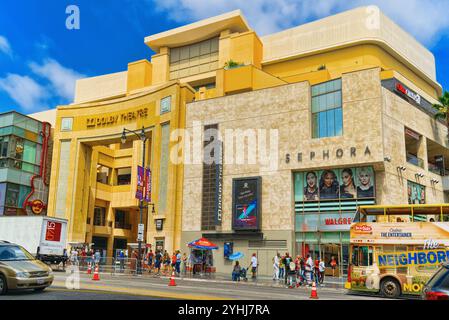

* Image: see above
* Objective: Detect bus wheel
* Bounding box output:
[380,278,400,299]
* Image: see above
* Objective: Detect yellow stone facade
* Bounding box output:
[47,7,446,264]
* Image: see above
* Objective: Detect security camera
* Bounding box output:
[384,156,392,162]
[397,166,406,171]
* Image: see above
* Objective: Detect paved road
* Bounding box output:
[0,272,386,300]
[0,287,164,300]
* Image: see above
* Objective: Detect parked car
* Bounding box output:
[0,241,54,295]
[422,263,449,300]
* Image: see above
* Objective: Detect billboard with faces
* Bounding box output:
[294,166,375,202]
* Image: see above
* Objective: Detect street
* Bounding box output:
[0,272,388,300]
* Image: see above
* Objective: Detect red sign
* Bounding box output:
[325,217,352,225]
[354,225,373,233]
[45,221,62,242]
[30,199,45,215]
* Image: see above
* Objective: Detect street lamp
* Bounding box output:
[121,126,153,275]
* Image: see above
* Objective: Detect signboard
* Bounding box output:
[224,242,233,259]
[136,166,144,200]
[215,142,223,225]
[395,82,421,105]
[30,199,46,215]
[155,219,163,231]
[45,221,62,242]
[86,106,149,129]
[232,177,262,231]
[296,212,355,232]
[350,222,449,245]
[145,167,151,202]
[294,166,375,201]
[137,223,144,242]
[377,249,449,268]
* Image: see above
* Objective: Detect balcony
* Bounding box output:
[406,153,424,169]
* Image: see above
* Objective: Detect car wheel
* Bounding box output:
[380,278,401,299]
[0,274,7,295]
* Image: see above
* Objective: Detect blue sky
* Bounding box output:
[0,0,448,115]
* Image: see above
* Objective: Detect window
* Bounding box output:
[160,96,171,114]
[404,128,424,168]
[61,118,73,131]
[116,167,131,185]
[352,246,373,267]
[96,165,110,184]
[0,137,8,157]
[94,207,106,226]
[115,210,130,229]
[311,79,342,138]
[5,183,20,207]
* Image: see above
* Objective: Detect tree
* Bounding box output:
[433,91,449,125]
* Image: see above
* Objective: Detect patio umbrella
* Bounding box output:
[228,252,244,261]
[187,237,219,250]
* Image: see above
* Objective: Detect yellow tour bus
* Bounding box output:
[345,204,449,298]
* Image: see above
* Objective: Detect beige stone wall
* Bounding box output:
[182,68,386,234]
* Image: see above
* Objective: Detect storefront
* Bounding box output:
[293,166,376,275]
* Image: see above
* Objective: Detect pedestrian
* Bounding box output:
[279,255,285,280]
[232,261,241,281]
[164,251,171,275]
[155,250,162,275]
[272,252,280,280]
[305,254,314,285]
[287,260,297,287]
[119,250,125,273]
[248,253,258,279]
[319,257,326,284]
[62,249,68,271]
[147,249,154,273]
[181,252,187,274]
[176,250,182,275]
[70,247,79,266]
[314,256,320,284]
[283,253,291,285]
[330,256,337,277]
[171,252,177,274]
[299,256,305,281]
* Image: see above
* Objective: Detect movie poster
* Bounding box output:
[232,177,261,230]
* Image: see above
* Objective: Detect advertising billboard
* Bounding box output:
[232,177,261,231]
[294,166,375,202]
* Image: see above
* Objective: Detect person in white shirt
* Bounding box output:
[272,253,280,280]
[319,258,326,284]
[306,254,314,285]
[249,253,258,279]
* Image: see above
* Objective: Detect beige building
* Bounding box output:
[179,8,448,277]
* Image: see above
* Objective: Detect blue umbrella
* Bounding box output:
[228,252,244,261]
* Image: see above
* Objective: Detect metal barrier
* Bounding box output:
[65,257,138,275]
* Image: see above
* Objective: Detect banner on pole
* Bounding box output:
[136,166,144,200]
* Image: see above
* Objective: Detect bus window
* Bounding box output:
[352,246,373,266]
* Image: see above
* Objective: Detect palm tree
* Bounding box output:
[433,91,449,125]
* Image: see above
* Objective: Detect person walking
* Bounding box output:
[175,250,182,275]
[146,249,154,273]
[119,250,125,273]
[249,253,258,279]
[330,256,338,277]
[319,257,326,284]
[272,253,280,280]
[70,248,79,267]
[314,257,320,284]
[283,253,291,285]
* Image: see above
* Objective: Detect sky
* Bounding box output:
[0,0,448,115]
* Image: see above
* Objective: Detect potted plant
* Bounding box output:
[224,59,244,70]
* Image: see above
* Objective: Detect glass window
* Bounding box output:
[160,96,171,114]
[94,207,106,226]
[116,167,131,185]
[61,118,73,131]
[0,137,8,157]
[352,246,373,266]
[5,183,20,207]
[311,79,342,139]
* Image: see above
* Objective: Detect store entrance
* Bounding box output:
[296,241,349,277]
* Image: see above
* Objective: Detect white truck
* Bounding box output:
[0,216,68,265]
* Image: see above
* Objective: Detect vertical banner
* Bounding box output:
[136,165,144,200]
[145,167,152,203]
[215,142,223,225]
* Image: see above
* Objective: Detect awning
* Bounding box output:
[188,237,219,250]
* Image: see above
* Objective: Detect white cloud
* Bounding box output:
[0,74,49,111]
[29,59,85,101]
[150,0,449,47]
[0,35,12,57]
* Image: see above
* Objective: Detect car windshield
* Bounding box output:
[0,245,35,261]
[426,265,449,288]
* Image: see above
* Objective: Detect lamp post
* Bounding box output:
[121,126,153,275]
